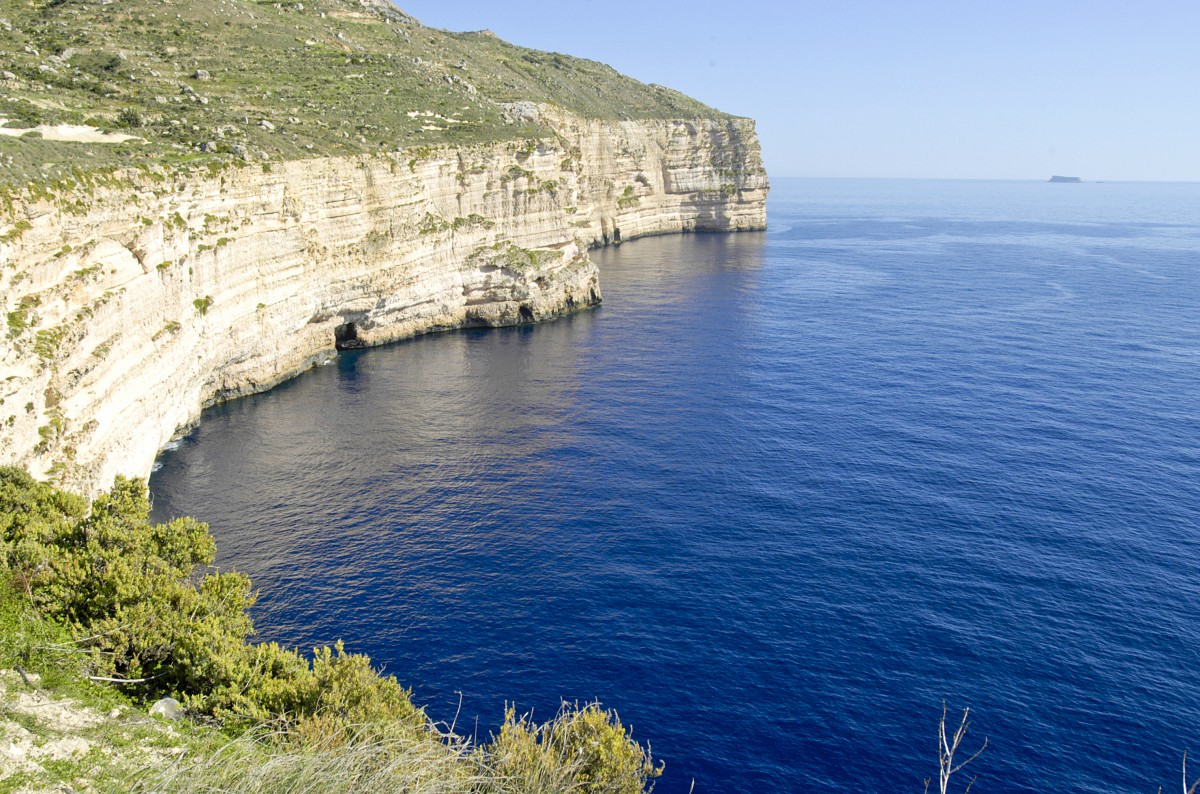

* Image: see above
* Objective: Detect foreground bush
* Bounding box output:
[482,703,662,794]
[0,466,660,791]
[0,468,420,731]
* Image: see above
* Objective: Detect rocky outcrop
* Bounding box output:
[0,108,767,493]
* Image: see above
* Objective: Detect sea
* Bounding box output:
[149,178,1200,792]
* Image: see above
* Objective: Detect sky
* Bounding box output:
[394,1,1200,181]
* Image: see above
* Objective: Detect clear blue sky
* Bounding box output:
[395,1,1200,181]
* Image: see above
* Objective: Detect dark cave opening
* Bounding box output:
[334,322,363,350]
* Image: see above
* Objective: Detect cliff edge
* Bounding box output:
[0,1,767,492]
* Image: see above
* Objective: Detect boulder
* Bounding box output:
[149,697,184,720]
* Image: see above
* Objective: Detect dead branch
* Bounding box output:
[88,673,167,684]
[935,702,987,794]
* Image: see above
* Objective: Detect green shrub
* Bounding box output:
[482,703,662,793]
[116,107,143,129]
[0,470,87,681]
[0,470,405,723]
[466,242,559,272]
[1,219,33,244]
[33,325,68,360]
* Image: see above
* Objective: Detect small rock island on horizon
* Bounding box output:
[1049,175,1083,183]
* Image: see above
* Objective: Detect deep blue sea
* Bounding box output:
[150,178,1200,792]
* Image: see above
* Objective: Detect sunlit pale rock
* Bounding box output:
[0,107,767,493]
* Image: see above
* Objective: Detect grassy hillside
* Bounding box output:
[0,0,726,189]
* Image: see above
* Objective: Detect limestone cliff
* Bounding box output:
[0,107,766,492]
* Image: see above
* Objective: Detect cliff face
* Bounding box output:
[0,108,767,492]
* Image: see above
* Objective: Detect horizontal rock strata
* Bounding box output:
[0,107,767,493]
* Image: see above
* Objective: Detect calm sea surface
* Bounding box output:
[150,178,1200,792]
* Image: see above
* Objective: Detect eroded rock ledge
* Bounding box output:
[0,107,767,493]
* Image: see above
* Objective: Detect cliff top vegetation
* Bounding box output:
[0,0,728,189]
